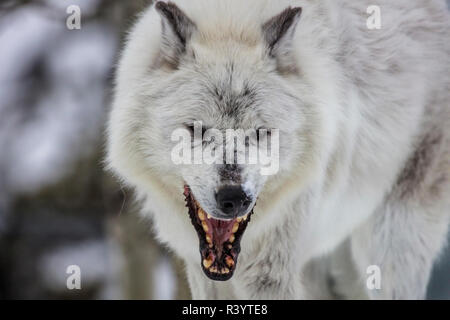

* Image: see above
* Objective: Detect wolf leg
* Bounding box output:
[302,239,369,299]
[231,246,305,299]
[352,117,450,299]
[351,201,449,299]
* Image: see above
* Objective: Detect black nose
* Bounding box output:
[216,186,252,217]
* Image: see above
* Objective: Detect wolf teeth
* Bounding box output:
[225,256,234,268]
[198,209,205,220]
[202,221,209,232]
[237,213,250,222]
[209,266,218,273]
[203,258,213,269]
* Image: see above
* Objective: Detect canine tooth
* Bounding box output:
[232,222,239,233]
[203,258,213,269]
[198,209,205,220]
[202,221,209,232]
[229,234,235,243]
[225,256,234,268]
[206,234,212,244]
[209,266,218,273]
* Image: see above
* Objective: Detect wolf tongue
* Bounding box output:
[209,218,236,255]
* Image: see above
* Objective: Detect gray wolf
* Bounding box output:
[106,0,450,299]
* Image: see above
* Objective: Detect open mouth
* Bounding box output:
[183,185,254,281]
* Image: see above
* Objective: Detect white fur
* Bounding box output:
[107,0,450,299]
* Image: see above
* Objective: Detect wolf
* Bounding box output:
[106,0,450,299]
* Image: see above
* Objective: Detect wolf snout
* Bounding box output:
[216,186,252,218]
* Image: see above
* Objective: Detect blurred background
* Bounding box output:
[0,0,448,299]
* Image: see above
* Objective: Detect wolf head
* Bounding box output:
[153,1,305,213]
[108,0,332,280]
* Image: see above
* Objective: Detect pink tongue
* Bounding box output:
[208,218,236,247]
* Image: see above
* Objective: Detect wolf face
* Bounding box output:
[109,1,321,281]
[148,2,309,280]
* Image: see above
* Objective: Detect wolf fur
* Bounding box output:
[107,0,450,299]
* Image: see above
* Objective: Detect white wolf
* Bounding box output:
[107,0,450,299]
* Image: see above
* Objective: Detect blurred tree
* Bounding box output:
[0,0,190,299]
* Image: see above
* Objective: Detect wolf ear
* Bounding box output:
[155,1,196,68]
[262,7,302,71]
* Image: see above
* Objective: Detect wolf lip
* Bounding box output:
[184,185,253,281]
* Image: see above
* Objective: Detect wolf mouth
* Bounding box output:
[183,185,253,281]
